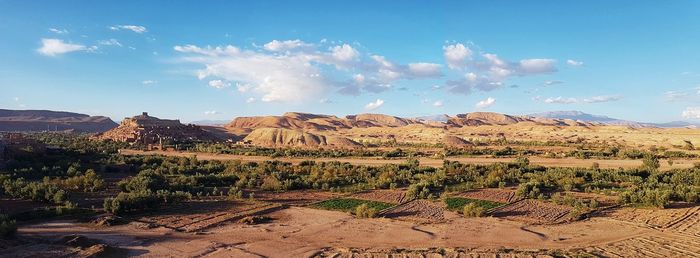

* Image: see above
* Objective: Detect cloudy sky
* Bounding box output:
[1,1,699,123]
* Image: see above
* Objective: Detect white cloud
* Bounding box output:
[442,42,558,95]
[176,44,328,102]
[353,74,366,84]
[236,82,252,93]
[176,41,442,102]
[109,25,147,33]
[444,43,472,69]
[141,80,157,85]
[365,99,384,110]
[475,97,496,109]
[246,97,256,103]
[682,107,700,119]
[330,44,359,63]
[263,39,312,52]
[544,80,564,86]
[319,98,332,104]
[582,95,621,103]
[37,38,90,56]
[566,59,584,66]
[543,96,579,104]
[208,79,230,89]
[204,110,220,116]
[518,59,557,74]
[98,39,122,47]
[408,63,442,77]
[446,72,503,94]
[48,28,68,34]
[432,100,444,107]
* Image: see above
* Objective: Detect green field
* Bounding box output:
[444,197,504,211]
[310,198,394,212]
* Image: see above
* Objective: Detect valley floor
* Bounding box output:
[7,194,700,257]
[121,149,700,171]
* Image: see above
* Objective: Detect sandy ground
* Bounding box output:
[120,149,700,170]
[10,201,700,257]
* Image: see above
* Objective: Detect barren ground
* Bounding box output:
[7,189,700,257]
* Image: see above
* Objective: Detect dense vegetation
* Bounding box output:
[1,132,699,218]
[189,140,697,160]
[310,198,393,212]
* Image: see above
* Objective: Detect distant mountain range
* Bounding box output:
[527,111,699,128]
[0,109,118,133]
[1,109,699,135]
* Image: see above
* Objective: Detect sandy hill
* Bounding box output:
[443,135,473,147]
[0,109,117,133]
[242,128,361,149]
[95,112,220,144]
[226,112,424,133]
[449,112,526,126]
[347,113,420,127]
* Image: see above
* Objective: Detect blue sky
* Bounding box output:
[1,1,700,123]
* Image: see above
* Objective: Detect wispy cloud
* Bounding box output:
[664,87,700,102]
[48,28,68,34]
[141,80,157,85]
[98,39,122,47]
[566,59,584,66]
[432,100,444,107]
[109,25,147,33]
[204,110,220,116]
[544,80,564,86]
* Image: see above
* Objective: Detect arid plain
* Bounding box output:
[2,111,700,257]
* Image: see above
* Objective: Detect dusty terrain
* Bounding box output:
[3,188,698,257]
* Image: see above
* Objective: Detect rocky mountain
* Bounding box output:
[225,112,425,133]
[225,111,604,134]
[94,112,220,144]
[0,109,117,133]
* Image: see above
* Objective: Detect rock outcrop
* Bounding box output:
[443,135,473,148]
[0,109,117,133]
[242,128,361,148]
[95,112,218,144]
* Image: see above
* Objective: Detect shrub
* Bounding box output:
[354,203,378,218]
[462,203,486,217]
[103,190,191,215]
[0,214,16,239]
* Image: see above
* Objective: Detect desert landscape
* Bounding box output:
[2,1,700,257]
[1,109,699,257]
